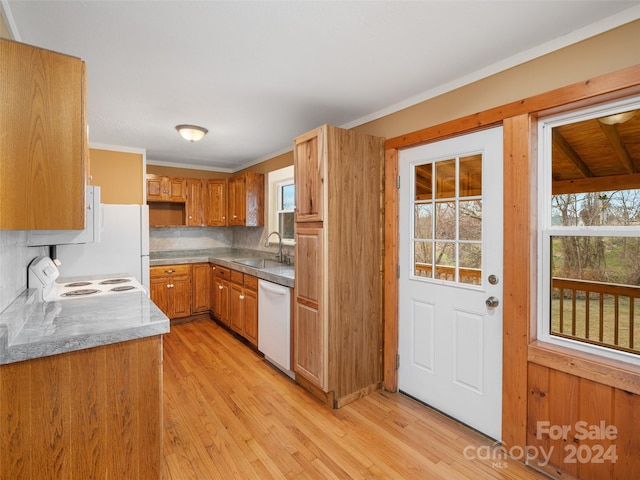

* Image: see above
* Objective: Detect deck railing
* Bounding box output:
[552,277,640,354]
[414,263,482,285]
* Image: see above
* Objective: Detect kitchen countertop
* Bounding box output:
[0,288,169,365]
[150,248,295,288]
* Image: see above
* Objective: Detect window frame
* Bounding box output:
[267,165,295,246]
[537,96,640,367]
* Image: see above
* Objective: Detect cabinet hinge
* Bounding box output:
[396,175,400,189]
[397,264,400,279]
[396,354,400,370]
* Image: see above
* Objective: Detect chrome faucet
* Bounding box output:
[265,231,284,262]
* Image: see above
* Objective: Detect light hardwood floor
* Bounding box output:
[162,319,549,480]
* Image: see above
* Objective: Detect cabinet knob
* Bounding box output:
[167,283,173,288]
[239,295,245,300]
[165,269,175,273]
[212,266,216,271]
[233,215,237,219]
[219,285,223,290]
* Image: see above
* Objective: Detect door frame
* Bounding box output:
[382,65,640,449]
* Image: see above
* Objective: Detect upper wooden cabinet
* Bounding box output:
[294,126,325,223]
[0,39,88,230]
[293,124,385,408]
[147,176,187,202]
[186,178,204,226]
[205,179,228,226]
[227,172,264,226]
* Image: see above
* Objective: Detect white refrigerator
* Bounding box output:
[55,204,150,289]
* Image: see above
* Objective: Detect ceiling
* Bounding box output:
[552,108,640,193]
[4,1,640,172]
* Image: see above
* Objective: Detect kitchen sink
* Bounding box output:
[233,258,288,269]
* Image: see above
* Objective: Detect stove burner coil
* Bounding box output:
[61,289,101,297]
[99,278,131,285]
[64,281,93,287]
[110,285,136,292]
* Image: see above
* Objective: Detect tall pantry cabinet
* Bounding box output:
[293,124,385,408]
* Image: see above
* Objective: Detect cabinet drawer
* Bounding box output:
[150,264,191,277]
[231,270,244,285]
[244,274,258,291]
[215,266,230,279]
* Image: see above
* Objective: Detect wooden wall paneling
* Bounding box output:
[527,364,553,474]
[502,114,534,451]
[576,380,614,480]
[613,389,640,479]
[383,147,399,392]
[548,370,580,477]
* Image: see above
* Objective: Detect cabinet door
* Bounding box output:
[210,265,218,313]
[230,282,244,334]
[150,276,170,317]
[167,178,187,202]
[170,275,192,318]
[191,263,210,313]
[227,175,246,225]
[147,177,164,201]
[186,179,203,226]
[294,126,325,223]
[216,278,230,326]
[1,39,87,230]
[206,179,227,226]
[243,287,258,347]
[293,226,326,389]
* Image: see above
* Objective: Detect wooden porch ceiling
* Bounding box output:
[552,109,640,194]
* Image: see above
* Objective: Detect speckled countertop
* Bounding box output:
[150,248,295,288]
[0,288,169,365]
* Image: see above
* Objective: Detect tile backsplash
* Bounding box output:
[0,231,47,312]
[1,225,294,313]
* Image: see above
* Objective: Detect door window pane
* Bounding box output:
[459,154,482,197]
[414,241,433,278]
[435,201,456,240]
[414,204,432,238]
[460,243,482,285]
[459,200,482,241]
[435,159,456,199]
[415,164,432,200]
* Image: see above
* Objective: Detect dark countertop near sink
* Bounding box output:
[149,248,294,288]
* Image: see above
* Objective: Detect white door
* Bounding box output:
[398,127,503,440]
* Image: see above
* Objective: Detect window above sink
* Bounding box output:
[267,166,295,246]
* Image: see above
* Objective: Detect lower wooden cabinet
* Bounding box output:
[149,264,192,319]
[212,265,231,327]
[229,271,258,346]
[0,336,162,480]
[192,262,210,313]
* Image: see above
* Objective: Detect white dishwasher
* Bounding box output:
[258,280,294,378]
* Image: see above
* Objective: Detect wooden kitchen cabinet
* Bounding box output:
[293,124,385,408]
[186,178,205,226]
[147,175,187,202]
[0,336,162,480]
[149,264,192,319]
[212,265,231,327]
[1,39,88,230]
[191,262,210,313]
[229,271,258,346]
[205,178,228,226]
[227,172,264,226]
[294,126,325,223]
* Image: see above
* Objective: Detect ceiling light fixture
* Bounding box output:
[175,124,208,142]
[597,111,635,125]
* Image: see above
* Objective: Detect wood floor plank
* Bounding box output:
[162,320,548,479]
